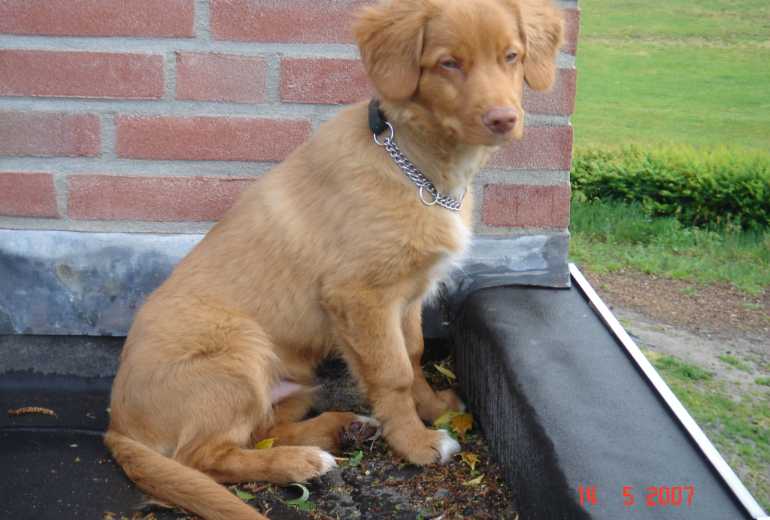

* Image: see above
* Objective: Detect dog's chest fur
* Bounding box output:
[423,210,473,301]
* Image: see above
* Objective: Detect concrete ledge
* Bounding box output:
[451,284,750,520]
[0,228,569,336]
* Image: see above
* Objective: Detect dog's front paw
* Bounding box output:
[274,447,337,483]
[390,426,461,466]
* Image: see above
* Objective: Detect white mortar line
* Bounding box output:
[164,51,178,101]
[52,173,69,218]
[0,97,346,119]
[264,54,282,104]
[0,35,361,58]
[0,158,275,177]
[0,216,215,234]
[100,113,117,160]
[194,0,212,42]
[477,169,570,186]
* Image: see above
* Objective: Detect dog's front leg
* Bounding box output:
[403,303,465,422]
[324,288,460,465]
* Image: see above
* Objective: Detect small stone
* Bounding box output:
[433,488,450,499]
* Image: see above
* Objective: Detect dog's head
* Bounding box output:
[354,0,563,145]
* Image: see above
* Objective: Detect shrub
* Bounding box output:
[571,146,770,231]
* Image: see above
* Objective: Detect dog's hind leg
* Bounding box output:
[267,411,380,452]
[178,439,338,485]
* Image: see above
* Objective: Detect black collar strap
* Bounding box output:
[368,98,389,135]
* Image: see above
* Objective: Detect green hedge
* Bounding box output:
[571,146,770,230]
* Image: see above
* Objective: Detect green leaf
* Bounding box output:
[348,449,364,467]
[285,483,310,506]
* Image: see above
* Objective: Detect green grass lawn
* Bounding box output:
[574,0,770,150]
[570,201,770,294]
[644,349,770,511]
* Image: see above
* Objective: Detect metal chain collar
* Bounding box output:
[373,122,464,212]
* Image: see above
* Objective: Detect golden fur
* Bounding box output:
[105,1,563,518]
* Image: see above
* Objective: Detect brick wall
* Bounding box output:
[0,0,578,236]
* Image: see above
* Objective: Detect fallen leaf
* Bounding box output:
[433,411,462,428]
[460,452,479,471]
[347,449,364,467]
[434,363,456,381]
[7,406,57,417]
[254,437,276,449]
[463,474,485,486]
[285,483,310,506]
[450,413,473,440]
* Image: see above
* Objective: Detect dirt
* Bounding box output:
[583,269,769,388]
[131,357,516,520]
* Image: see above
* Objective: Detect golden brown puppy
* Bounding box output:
[105,1,563,519]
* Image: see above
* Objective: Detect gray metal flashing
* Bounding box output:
[570,263,768,520]
[0,228,569,336]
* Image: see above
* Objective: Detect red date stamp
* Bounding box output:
[578,484,695,508]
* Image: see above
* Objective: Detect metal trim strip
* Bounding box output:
[569,263,768,520]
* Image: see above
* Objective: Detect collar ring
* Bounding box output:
[373,122,395,146]
[418,185,439,206]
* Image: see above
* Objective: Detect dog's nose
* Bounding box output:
[482,107,518,134]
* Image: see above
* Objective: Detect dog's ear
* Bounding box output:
[353,0,434,102]
[518,0,564,91]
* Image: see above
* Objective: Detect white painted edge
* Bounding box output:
[569,263,768,520]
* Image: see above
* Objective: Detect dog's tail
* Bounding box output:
[105,430,268,520]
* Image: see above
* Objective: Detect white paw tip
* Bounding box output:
[318,450,337,473]
[436,429,461,463]
[457,400,467,413]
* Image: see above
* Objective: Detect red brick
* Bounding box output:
[562,8,580,55]
[523,69,576,115]
[211,0,368,43]
[68,175,254,221]
[489,126,573,170]
[281,58,371,105]
[0,112,100,157]
[483,184,570,228]
[0,0,194,38]
[0,172,59,218]
[116,116,311,161]
[176,53,267,103]
[0,50,164,100]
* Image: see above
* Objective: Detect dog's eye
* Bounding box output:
[505,52,518,64]
[440,58,461,70]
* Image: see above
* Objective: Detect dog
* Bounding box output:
[105,1,563,518]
